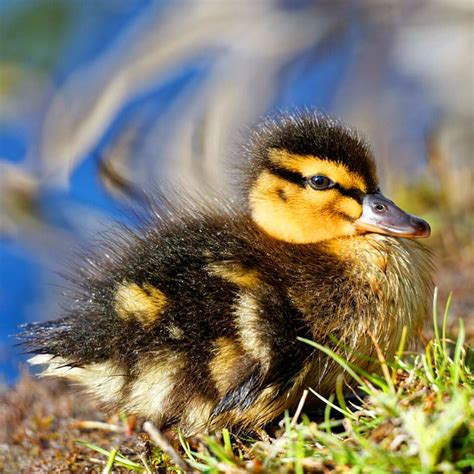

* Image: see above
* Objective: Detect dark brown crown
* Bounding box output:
[242,111,378,195]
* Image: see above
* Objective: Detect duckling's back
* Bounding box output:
[22,211,315,433]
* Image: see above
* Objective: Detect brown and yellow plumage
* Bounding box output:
[20,111,433,435]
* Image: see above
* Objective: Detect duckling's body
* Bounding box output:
[23,112,432,435]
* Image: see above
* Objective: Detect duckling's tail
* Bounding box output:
[17,319,127,407]
[16,318,86,381]
[18,318,75,357]
[17,314,114,373]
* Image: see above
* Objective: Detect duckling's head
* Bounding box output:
[244,112,430,244]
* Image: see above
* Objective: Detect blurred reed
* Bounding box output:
[1,0,472,256]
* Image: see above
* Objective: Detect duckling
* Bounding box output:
[21,111,433,435]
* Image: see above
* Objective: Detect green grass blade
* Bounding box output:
[205,436,237,466]
[453,319,465,385]
[103,448,118,474]
[222,428,232,455]
[308,387,357,419]
[442,292,452,354]
[324,393,335,434]
[76,440,143,471]
[298,337,366,388]
[432,287,440,344]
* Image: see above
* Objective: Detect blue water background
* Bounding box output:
[0,1,435,382]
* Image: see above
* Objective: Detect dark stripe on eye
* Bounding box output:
[266,165,364,202]
[333,184,364,203]
[267,165,306,187]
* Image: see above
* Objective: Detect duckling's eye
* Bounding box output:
[309,175,335,190]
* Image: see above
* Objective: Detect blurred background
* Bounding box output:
[0,0,472,383]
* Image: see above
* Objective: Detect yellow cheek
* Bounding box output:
[305,187,335,208]
[334,196,362,220]
[250,175,358,243]
[302,189,361,222]
[299,191,357,240]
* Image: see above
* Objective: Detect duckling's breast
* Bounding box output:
[284,234,433,396]
[340,234,433,348]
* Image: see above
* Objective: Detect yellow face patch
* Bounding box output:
[249,150,368,244]
[269,149,368,193]
[115,282,168,328]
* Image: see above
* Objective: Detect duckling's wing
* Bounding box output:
[18,208,314,433]
[202,279,314,431]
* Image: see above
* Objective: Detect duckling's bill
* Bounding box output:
[355,192,431,238]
